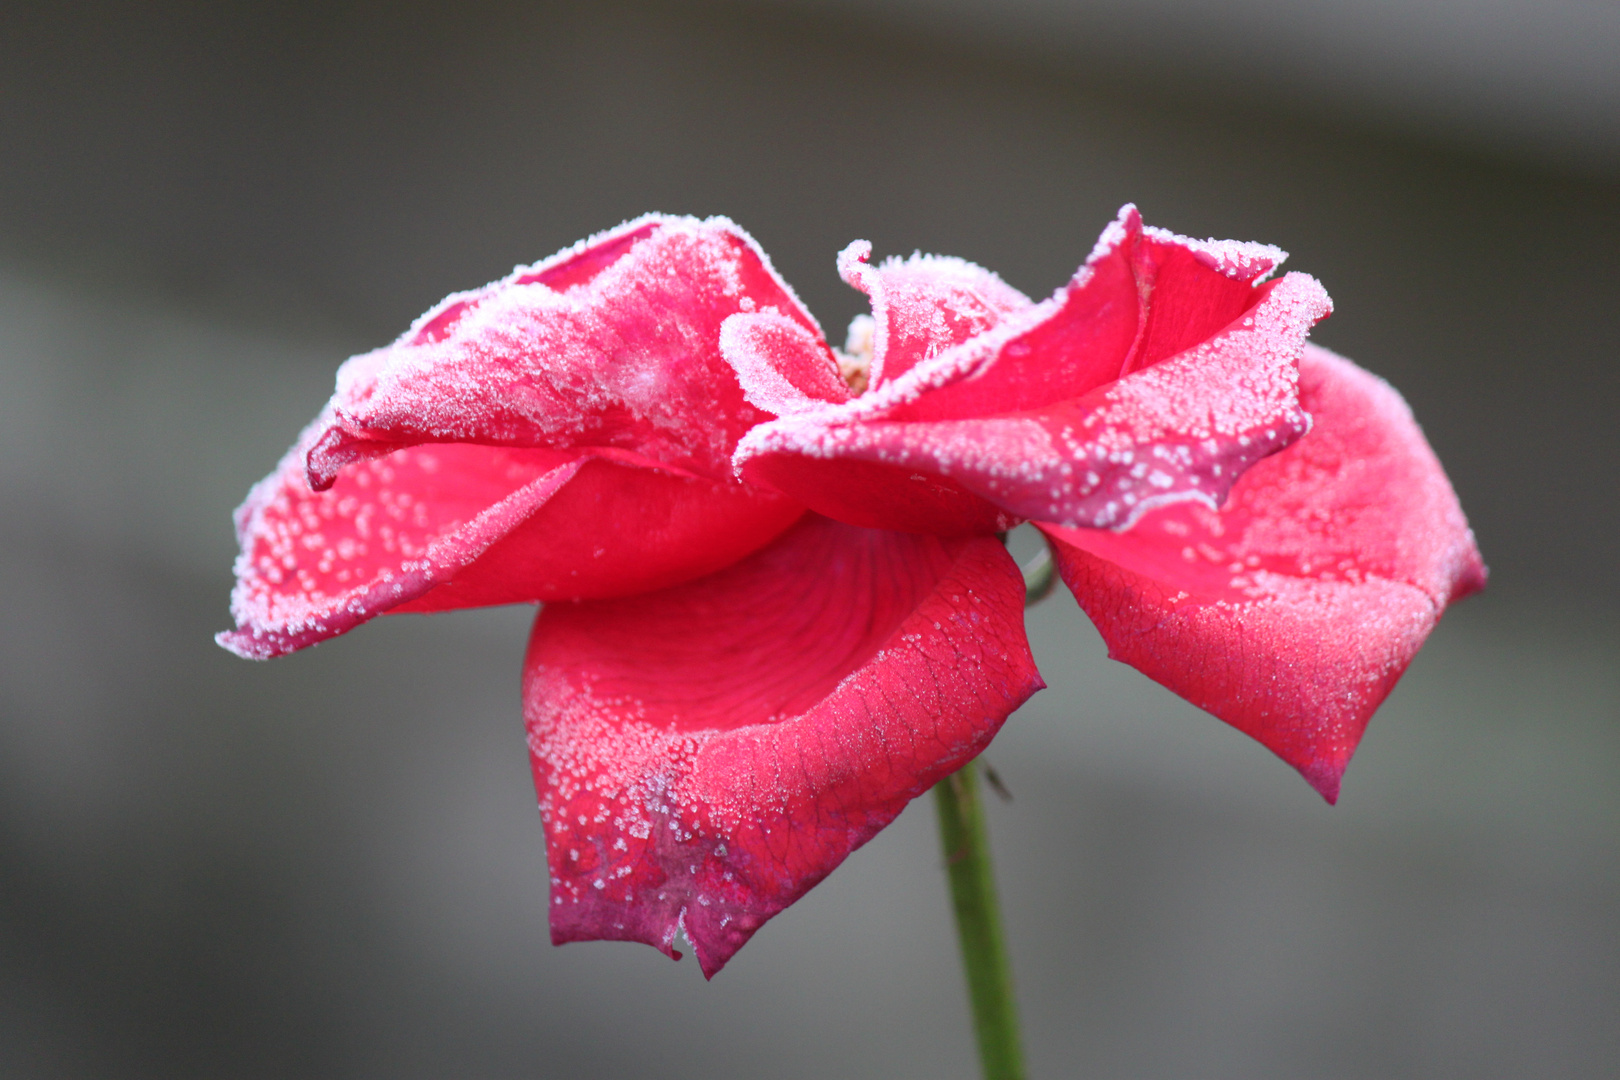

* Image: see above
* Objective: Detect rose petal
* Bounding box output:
[1040,344,1486,802]
[523,514,1043,976]
[718,310,849,416]
[736,268,1330,532]
[836,240,1033,390]
[882,204,1288,422]
[305,214,827,489]
[391,461,803,613]
[218,430,801,659]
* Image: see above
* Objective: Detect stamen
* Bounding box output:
[836,314,875,395]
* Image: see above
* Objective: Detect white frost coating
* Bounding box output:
[417,211,829,351]
[1139,222,1287,282]
[308,213,830,490]
[1082,272,1329,429]
[743,208,1148,430]
[837,238,1033,392]
[735,250,1330,529]
[835,239,874,291]
[529,676,718,848]
[219,431,583,657]
[718,311,849,417]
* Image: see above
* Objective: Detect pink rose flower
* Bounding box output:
[221,208,1482,976]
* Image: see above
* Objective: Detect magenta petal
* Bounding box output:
[304,214,827,489]
[1040,344,1486,801]
[219,432,801,659]
[887,204,1288,421]
[523,515,1043,976]
[737,269,1330,532]
[392,460,802,615]
[836,240,1033,389]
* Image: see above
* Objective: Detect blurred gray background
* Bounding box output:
[1,1,1616,1076]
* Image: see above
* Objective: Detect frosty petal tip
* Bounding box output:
[214,628,276,661]
[837,239,874,291]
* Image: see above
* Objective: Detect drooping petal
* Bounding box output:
[218,425,802,659]
[523,514,1043,977]
[1040,344,1486,802]
[305,214,827,489]
[736,250,1329,532]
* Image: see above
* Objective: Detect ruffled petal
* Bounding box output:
[218,426,801,659]
[221,214,817,658]
[835,240,1032,390]
[305,214,828,489]
[523,514,1043,976]
[1040,344,1486,802]
[736,264,1329,532]
[870,204,1288,423]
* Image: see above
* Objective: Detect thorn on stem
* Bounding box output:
[981,760,1013,802]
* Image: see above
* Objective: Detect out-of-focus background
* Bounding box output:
[2,1,1616,1076]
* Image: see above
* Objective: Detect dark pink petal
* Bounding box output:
[836,241,1033,389]
[728,451,1017,535]
[886,205,1288,422]
[222,214,816,658]
[390,460,802,613]
[736,268,1330,532]
[1040,344,1486,802]
[218,430,802,659]
[523,515,1043,977]
[1124,220,1290,376]
[306,214,827,489]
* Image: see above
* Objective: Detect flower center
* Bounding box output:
[836,313,874,396]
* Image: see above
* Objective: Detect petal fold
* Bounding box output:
[718,310,849,415]
[219,425,801,659]
[836,240,1033,390]
[221,214,817,657]
[736,211,1328,533]
[1041,344,1485,801]
[305,214,827,489]
[522,514,1043,976]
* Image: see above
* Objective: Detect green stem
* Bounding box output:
[935,760,1026,1080]
[1021,545,1056,607]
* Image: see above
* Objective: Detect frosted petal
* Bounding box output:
[523,515,1042,976]
[718,310,849,416]
[305,214,828,489]
[221,214,815,658]
[221,430,576,659]
[736,252,1329,532]
[220,428,801,658]
[837,240,1033,389]
[1041,345,1485,801]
